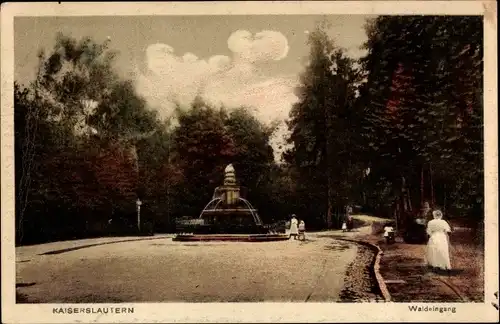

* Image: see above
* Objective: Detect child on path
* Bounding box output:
[383,225,395,244]
[298,220,306,241]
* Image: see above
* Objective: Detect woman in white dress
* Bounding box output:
[426,210,452,270]
[290,215,299,240]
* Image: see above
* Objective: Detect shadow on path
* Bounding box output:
[16,282,36,288]
[429,268,465,276]
[39,236,169,255]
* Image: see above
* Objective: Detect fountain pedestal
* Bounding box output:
[197,164,264,234]
[175,164,282,237]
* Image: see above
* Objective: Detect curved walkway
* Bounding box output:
[16,233,359,303]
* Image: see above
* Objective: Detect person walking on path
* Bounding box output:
[383,224,395,244]
[298,220,306,241]
[422,201,433,223]
[426,210,452,271]
[290,215,299,240]
[346,205,354,231]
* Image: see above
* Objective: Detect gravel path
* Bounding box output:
[16,234,361,303]
[347,218,484,302]
[339,244,383,302]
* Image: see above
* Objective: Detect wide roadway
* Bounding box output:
[16,233,358,302]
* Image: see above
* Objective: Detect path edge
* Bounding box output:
[336,237,392,302]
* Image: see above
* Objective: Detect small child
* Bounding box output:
[383,225,395,244]
[342,221,347,232]
[298,220,306,241]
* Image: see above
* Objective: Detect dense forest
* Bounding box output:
[14,16,484,245]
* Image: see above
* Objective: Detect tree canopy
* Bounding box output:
[15,34,284,244]
[15,17,485,243]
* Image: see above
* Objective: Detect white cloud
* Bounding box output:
[134,30,298,161]
[204,77,298,122]
[135,29,298,124]
[228,30,289,63]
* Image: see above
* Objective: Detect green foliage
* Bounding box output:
[226,108,275,189]
[285,17,483,227]
[15,18,484,244]
[15,34,163,244]
[360,16,483,219]
[169,101,279,221]
[285,26,364,228]
[170,101,235,216]
[15,33,288,244]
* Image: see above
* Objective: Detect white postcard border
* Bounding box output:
[2,1,498,323]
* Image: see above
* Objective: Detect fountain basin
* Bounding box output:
[173,233,290,242]
[174,164,286,239]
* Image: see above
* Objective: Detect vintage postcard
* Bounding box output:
[1,1,498,323]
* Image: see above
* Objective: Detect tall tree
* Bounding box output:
[171,100,237,216]
[225,108,275,184]
[360,16,483,221]
[225,107,279,222]
[285,26,362,228]
[168,101,281,222]
[15,33,163,243]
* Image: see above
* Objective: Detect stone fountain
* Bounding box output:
[174,164,288,241]
[199,164,265,232]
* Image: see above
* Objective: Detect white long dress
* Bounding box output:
[290,218,299,235]
[426,219,452,270]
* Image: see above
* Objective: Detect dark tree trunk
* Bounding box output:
[429,163,435,206]
[325,99,334,229]
[443,183,447,214]
[420,165,424,208]
[407,186,413,212]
